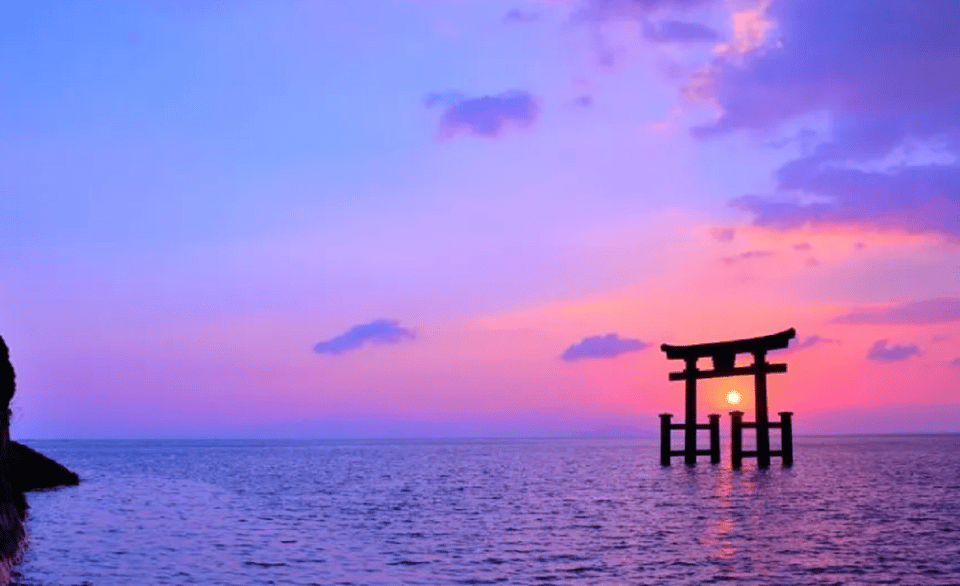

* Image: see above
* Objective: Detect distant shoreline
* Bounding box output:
[18,432,960,442]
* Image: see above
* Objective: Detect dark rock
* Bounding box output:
[0,337,77,489]
[0,339,14,408]
[0,335,80,584]
[7,442,79,492]
[0,471,25,585]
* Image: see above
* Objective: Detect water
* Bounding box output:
[12,436,960,585]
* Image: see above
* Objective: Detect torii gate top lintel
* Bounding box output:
[660,328,796,379]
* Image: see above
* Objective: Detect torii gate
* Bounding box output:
[659,328,796,468]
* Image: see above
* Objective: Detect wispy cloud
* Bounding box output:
[574,0,714,23]
[561,333,649,362]
[787,335,838,352]
[571,0,719,66]
[731,166,960,239]
[572,95,593,108]
[643,20,719,43]
[504,9,539,24]
[719,249,774,265]
[867,340,921,362]
[425,91,540,141]
[711,226,736,242]
[313,319,415,356]
[832,298,960,325]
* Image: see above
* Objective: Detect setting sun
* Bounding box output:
[726,390,742,405]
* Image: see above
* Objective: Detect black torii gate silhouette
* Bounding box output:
[659,328,796,468]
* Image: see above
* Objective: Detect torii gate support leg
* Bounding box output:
[730,411,743,469]
[684,358,697,466]
[708,414,720,464]
[659,413,672,466]
[753,351,771,468]
[779,411,794,467]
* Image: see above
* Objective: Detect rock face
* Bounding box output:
[0,336,26,585]
[0,335,79,584]
[0,339,12,416]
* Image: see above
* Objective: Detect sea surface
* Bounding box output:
[12,436,960,586]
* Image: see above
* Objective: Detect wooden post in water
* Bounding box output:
[779,411,793,467]
[659,413,672,466]
[730,411,743,469]
[708,414,721,464]
[753,350,771,469]
[683,358,697,466]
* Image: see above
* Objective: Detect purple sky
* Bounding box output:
[2,0,958,438]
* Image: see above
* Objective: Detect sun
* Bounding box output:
[725,390,742,405]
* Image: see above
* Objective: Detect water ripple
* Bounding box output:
[11,436,960,585]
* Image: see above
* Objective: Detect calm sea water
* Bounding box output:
[12,436,960,586]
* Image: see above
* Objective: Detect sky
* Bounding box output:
[1,0,958,439]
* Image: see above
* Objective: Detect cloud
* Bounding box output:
[561,333,649,361]
[790,335,838,351]
[574,0,714,23]
[792,242,811,251]
[426,91,540,141]
[951,358,960,368]
[832,298,960,325]
[867,340,921,362]
[644,20,720,43]
[731,166,960,239]
[686,0,960,239]
[572,0,720,65]
[313,319,415,355]
[719,249,774,265]
[710,226,736,242]
[572,95,593,108]
[504,9,539,24]
[693,1,960,138]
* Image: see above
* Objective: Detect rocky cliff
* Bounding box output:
[0,335,79,583]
